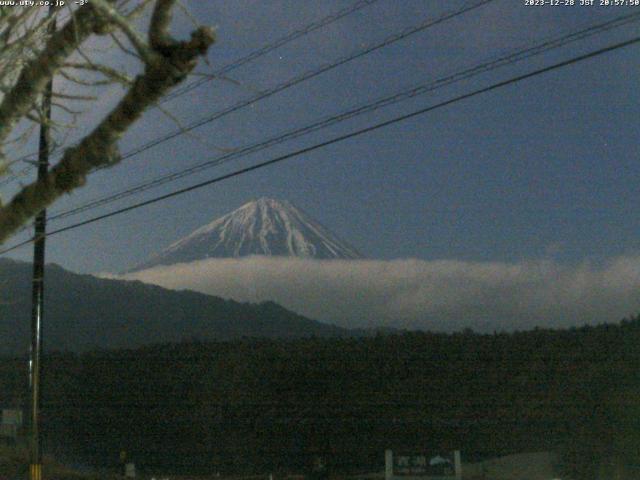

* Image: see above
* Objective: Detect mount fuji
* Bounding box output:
[132,198,362,271]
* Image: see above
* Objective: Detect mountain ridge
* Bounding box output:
[0,258,352,356]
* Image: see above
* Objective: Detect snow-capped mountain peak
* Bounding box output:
[131,198,362,271]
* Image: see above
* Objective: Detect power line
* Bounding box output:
[99,0,496,167]
[1,34,637,256]
[0,0,495,192]
[0,165,32,188]
[0,0,381,189]
[161,0,382,103]
[3,0,500,240]
[4,0,492,186]
[1,0,493,191]
[45,10,640,223]
[0,143,66,188]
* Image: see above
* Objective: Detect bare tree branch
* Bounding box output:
[0,5,110,157]
[63,61,134,85]
[91,0,157,64]
[0,0,215,243]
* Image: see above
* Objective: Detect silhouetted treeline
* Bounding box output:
[1,318,639,478]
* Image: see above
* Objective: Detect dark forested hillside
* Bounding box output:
[1,319,639,478]
[0,259,348,355]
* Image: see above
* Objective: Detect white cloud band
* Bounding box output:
[117,256,640,332]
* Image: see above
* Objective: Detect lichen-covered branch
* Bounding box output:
[0,5,111,156]
[0,1,215,244]
[149,0,175,49]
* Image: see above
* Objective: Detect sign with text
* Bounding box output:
[385,450,461,480]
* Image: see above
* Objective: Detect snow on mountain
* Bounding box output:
[131,198,362,271]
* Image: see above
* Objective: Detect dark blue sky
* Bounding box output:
[4,0,639,273]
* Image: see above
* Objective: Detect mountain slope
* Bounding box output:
[132,198,361,271]
[0,259,350,355]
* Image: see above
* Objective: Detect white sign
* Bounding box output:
[385,450,461,480]
[125,462,136,478]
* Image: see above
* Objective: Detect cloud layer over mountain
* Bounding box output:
[119,255,640,332]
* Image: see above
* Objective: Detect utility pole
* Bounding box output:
[29,6,56,480]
